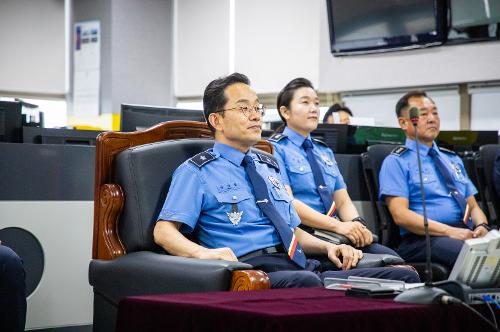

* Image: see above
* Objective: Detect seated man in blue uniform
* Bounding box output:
[154,73,419,288]
[379,90,491,270]
[0,243,26,332]
[269,77,397,256]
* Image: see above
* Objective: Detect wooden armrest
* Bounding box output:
[230,270,270,291]
[97,183,126,260]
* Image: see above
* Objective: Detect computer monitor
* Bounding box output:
[436,130,499,156]
[22,127,102,146]
[311,124,349,154]
[346,125,406,154]
[448,230,500,288]
[0,101,23,143]
[120,104,205,132]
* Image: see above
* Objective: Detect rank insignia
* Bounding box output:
[321,154,334,166]
[227,204,243,226]
[451,163,462,178]
[391,146,408,156]
[268,175,282,189]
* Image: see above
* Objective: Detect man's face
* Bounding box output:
[399,96,440,145]
[211,83,262,152]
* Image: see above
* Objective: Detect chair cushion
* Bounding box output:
[115,139,214,252]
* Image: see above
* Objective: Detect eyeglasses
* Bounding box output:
[217,104,266,118]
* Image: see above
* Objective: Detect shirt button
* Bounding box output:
[299,167,304,171]
[232,195,237,200]
[423,177,428,181]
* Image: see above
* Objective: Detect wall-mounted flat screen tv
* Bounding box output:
[326,0,446,55]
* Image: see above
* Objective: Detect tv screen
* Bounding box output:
[326,0,446,55]
[120,104,205,132]
[447,0,500,44]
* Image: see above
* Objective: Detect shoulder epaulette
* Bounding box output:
[438,146,456,155]
[268,132,287,142]
[253,151,280,170]
[312,137,328,147]
[189,150,216,168]
[391,146,409,157]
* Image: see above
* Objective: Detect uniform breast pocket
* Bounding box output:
[213,190,254,226]
[411,169,438,186]
[323,162,339,179]
[269,187,293,220]
[288,162,312,175]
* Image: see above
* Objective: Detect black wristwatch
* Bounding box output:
[351,216,367,227]
[473,223,491,232]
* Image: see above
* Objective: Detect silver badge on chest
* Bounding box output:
[227,203,243,226]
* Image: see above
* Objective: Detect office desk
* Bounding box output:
[115,287,498,332]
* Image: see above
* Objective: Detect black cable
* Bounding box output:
[442,295,499,332]
[484,300,498,329]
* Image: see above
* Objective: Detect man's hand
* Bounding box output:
[327,244,363,270]
[446,226,474,241]
[196,247,238,261]
[335,221,372,247]
[473,225,489,238]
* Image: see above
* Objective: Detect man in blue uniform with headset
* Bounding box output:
[154,73,419,288]
[379,90,491,270]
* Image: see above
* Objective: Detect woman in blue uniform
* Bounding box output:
[269,78,397,255]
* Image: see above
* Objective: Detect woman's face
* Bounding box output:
[281,86,320,137]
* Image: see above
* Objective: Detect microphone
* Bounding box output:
[393,105,448,304]
[409,106,433,284]
[409,106,420,125]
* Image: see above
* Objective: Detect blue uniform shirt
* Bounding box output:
[157,142,300,257]
[270,126,346,214]
[379,138,477,236]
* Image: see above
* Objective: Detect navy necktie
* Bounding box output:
[428,148,471,228]
[302,139,335,215]
[242,155,306,268]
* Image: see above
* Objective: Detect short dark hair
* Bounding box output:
[276,78,315,125]
[322,103,353,123]
[203,73,251,132]
[395,90,433,117]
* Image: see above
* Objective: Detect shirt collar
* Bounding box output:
[404,138,438,156]
[213,141,247,166]
[283,126,310,147]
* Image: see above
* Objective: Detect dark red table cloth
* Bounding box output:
[116,287,498,332]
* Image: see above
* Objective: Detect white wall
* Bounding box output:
[470,85,500,133]
[175,0,230,97]
[175,0,321,97]
[235,0,320,94]
[343,89,462,129]
[0,0,66,95]
[111,0,175,112]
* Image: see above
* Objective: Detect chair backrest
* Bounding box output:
[115,139,214,253]
[92,120,273,259]
[475,144,500,227]
[361,144,402,248]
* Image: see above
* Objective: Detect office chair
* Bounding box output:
[89,121,271,332]
[475,144,500,228]
[361,144,449,281]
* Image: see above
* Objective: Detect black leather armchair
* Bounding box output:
[89,121,270,332]
[475,144,500,228]
[361,144,449,281]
